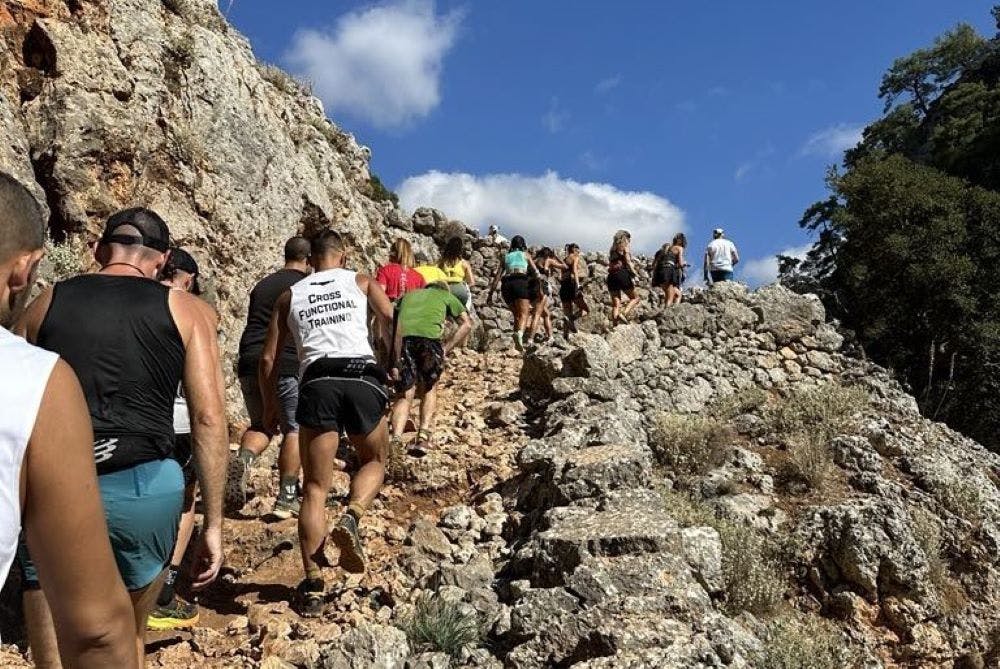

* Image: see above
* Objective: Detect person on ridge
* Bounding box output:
[228,236,311,519]
[0,175,137,668]
[148,247,212,631]
[376,238,426,302]
[17,208,228,667]
[414,250,449,285]
[259,229,393,617]
[528,246,565,342]
[607,230,640,325]
[652,233,688,307]
[389,281,472,456]
[487,235,540,351]
[438,236,476,348]
[704,228,739,284]
[559,243,589,334]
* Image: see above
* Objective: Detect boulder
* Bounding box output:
[752,284,826,345]
[319,623,409,669]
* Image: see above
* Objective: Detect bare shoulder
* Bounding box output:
[355,272,373,291]
[168,289,216,337]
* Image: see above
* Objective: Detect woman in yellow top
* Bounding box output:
[438,237,476,307]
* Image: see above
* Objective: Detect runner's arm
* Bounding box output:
[732,246,740,265]
[260,290,291,433]
[23,360,138,669]
[445,312,472,356]
[171,290,227,589]
[13,286,54,343]
[487,264,505,302]
[361,273,394,356]
[462,260,476,287]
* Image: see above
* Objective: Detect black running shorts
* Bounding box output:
[559,278,580,303]
[607,269,634,296]
[501,274,532,303]
[398,336,445,392]
[296,376,388,436]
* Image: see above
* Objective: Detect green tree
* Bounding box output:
[786,8,1000,449]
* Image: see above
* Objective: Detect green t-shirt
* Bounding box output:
[397,287,466,340]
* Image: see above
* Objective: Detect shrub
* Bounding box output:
[709,386,769,420]
[404,593,483,658]
[44,237,87,282]
[662,490,785,615]
[766,384,868,438]
[368,174,399,207]
[910,507,968,615]
[650,413,732,476]
[754,614,858,669]
[258,63,302,96]
[780,434,836,492]
[935,479,986,525]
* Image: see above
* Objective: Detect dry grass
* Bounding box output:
[43,237,87,282]
[766,384,868,438]
[754,614,859,669]
[935,479,986,525]
[708,386,769,420]
[650,413,732,476]
[910,507,968,615]
[404,593,483,658]
[779,434,837,492]
[662,490,785,615]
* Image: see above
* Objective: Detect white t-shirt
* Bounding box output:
[0,329,58,590]
[706,238,739,271]
[288,267,374,377]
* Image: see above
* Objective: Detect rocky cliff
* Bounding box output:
[4,2,1000,669]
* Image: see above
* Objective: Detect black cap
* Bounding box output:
[169,247,199,276]
[163,247,201,295]
[100,208,170,253]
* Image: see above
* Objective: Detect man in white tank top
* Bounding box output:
[260,229,394,617]
[0,174,136,666]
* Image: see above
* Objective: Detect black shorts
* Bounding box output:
[607,269,635,296]
[399,337,445,392]
[654,265,682,288]
[172,433,196,487]
[559,279,581,303]
[501,274,533,303]
[296,376,389,436]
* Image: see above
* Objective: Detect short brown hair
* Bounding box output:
[309,229,347,257]
[0,174,44,264]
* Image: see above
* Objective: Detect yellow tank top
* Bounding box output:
[441,260,465,283]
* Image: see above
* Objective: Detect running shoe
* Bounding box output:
[330,513,366,573]
[513,331,524,352]
[271,494,301,520]
[147,598,199,631]
[224,454,249,512]
[297,578,326,618]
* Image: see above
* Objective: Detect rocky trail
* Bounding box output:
[148,349,527,668]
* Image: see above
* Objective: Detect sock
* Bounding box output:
[279,476,298,499]
[156,565,180,607]
[347,502,367,521]
[237,447,256,466]
[305,567,323,586]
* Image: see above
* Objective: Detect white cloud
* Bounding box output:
[541,97,568,133]
[579,150,606,171]
[741,243,813,286]
[734,162,755,182]
[397,170,686,253]
[595,75,622,94]
[800,123,864,159]
[284,0,462,129]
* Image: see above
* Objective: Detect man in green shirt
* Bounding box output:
[390,282,472,453]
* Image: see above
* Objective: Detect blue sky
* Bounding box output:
[227,0,995,283]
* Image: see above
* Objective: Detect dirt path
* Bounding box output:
[140,349,526,668]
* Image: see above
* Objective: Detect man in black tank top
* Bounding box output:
[226,236,310,519]
[16,208,229,667]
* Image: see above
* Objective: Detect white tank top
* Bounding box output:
[288,267,374,377]
[0,329,58,588]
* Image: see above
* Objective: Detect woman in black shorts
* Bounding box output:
[528,247,565,342]
[487,235,540,351]
[559,243,589,333]
[607,230,640,325]
[651,233,688,307]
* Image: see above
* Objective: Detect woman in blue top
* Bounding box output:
[487,235,539,351]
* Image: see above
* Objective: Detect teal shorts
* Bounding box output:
[19,458,183,592]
